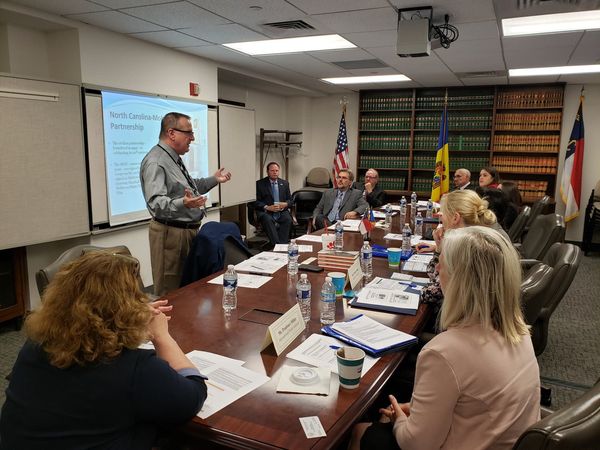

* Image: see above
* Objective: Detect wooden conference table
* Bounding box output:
[167,217,430,450]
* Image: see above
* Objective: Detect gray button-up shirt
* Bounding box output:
[140,143,217,223]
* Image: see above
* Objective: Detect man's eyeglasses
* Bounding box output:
[171,128,195,137]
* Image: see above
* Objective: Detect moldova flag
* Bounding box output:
[560,95,585,222]
[431,104,450,202]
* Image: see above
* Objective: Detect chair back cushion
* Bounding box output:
[513,380,600,450]
[525,195,550,227]
[292,190,323,220]
[520,263,554,325]
[521,214,565,260]
[509,206,531,243]
[223,236,253,267]
[305,167,331,187]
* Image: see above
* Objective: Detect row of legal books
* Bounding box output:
[495,112,562,130]
[416,95,494,109]
[449,157,490,172]
[360,135,410,150]
[360,155,409,169]
[379,177,407,191]
[449,134,490,150]
[496,89,563,109]
[415,113,492,130]
[360,115,411,130]
[492,156,558,174]
[515,180,548,201]
[413,155,436,169]
[412,177,435,193]
[361,95,413,111]
[493,134,560,153]
[317,250,359,271]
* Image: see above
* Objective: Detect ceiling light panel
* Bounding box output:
[502,10,600,36]
[321,74,411,84]
[223,34,356,55]
[509,64,600,76]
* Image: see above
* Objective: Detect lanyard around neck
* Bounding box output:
[157,144,199,195]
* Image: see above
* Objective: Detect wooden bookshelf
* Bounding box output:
[357,84,564,202]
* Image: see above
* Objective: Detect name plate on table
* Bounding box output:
[261,304,305,355]
[347,258,363,290]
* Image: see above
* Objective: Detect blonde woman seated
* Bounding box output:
[0,252,207,450]
[350,227,540,450]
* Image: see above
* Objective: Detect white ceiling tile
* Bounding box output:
[347,66,400,76]
[389,0,495,23]
[436,38,504,72]
[569,30,600,65]
[8,0,107,15]
[188,0,305,25]
[314,7,398,33]
[503,33,582,69]
[181,24,267,44]
[124,1,230,29]
[286,0,390,15]
[462,76,508,86]
[308,48,376,63]
[558,73,600,84]
[508,76,561,84]
[257,54,348,78]
[131,30,210,47]
[454,20,499,41]
[94,0,169,8]
[68,10,165,33]
[343,30,399,49]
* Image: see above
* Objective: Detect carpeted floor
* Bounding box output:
[1,253,599,414]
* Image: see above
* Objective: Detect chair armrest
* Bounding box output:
[521,258,542,270]
[291,204,299,226]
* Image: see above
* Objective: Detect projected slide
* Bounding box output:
[101,90,209,226]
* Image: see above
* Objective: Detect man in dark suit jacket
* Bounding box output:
[453,168,477,191]
[255,162,292,246]
[354,168,386,208]
[313,169,368,230]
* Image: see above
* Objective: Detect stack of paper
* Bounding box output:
[234,251,288,275]
[326,219,361,232]
[403,253,434,273]
[317,249,359,271]
[321,315,418,356]
[348,276,424,315]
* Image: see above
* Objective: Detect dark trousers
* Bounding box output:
[314,214,337,231]
[258,210,292,245]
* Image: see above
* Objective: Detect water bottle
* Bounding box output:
[296,274,311,324]
[222,264,238,314]
[426,199,434,219]
[401,223,412,258]
[400,196,407,224]
[410,192,418,229]
[415,212,423,237]
[361,240,373,280]
[287,239,299,275]
[334,220,344,250]
[320,276,336,325]
[384,203,393,229]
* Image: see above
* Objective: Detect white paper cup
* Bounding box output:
[336,347,365,389]
[321,234,335,250]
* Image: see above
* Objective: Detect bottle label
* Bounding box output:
[297,289,311,299]
[321,293,335,303]
[362,252,372,260]
[223,279,237,289]
[288,249,299,257]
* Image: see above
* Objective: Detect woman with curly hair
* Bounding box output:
[350,227,540,450]
[0,252,207,450]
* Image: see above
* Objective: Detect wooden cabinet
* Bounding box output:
[357,84,563,202]
[0,247,28,328]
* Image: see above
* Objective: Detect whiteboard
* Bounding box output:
[218,104,257,207]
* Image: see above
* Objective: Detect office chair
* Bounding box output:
[291,189,323,236]
[582,182,600,255]
[508,206,531,243]
[36,244,139,297]
[522,243,582,356]
[525,195,551,229]
[513,378,600,450]
[520,262,554,327]
[223,235,254,267]
[246,201,273,250]
[514,214,565,261]
[303,167,332,192]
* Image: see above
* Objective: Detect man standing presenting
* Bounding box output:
[255,162,292,247]
[453,168,476,191]
[140,112,231,296]
[356,168,386,208]
[313,169,368,230]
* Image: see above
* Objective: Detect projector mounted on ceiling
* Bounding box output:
[397,6,459,57]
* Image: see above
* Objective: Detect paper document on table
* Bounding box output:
[327,219,361,232]
[350,287,419,315]
[411,236,435,247]
[329,315,417,353]
[372,210,397,219]
[208,273,272,289]
[187,350,270,419]
[234,251,288,274]
[366,276,425,291]
[403,253,434,273]
[286,333,379,375]
[273,244,313,253]
[295,234,324,243]
[391,273,430,284]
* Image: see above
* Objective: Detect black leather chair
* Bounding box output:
[291,189,323,236]
[513,378,600,450]
[520,262,554,326]
[515,213,565,261]
[223,235,254,267]
[525,195,551,229]
[582,184,600,255]
[509,206,531,243]
[521,242,582,356]
[36,244,139,296]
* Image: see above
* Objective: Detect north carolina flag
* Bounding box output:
[431,105,450,202]
[359,209,374,235]
[333,108,350,188]
[560,96,585,222]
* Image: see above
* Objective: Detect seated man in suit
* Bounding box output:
[312,169,368,230]
[355,168,386,208]
[255,162,292,246]
[453,168,477,191]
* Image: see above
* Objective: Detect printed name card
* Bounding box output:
[347,257,363,290]
[261,304,305,355]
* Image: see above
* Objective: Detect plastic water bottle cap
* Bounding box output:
[325,276,332,282]
[227,264,234,269]
[300,274,307,279]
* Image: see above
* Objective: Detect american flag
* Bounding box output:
[333,109,350,187]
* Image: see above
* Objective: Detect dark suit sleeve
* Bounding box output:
[354,191,369,215]
[366,187,386,208]
[133,351,207,424]
[255,179,270,210]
